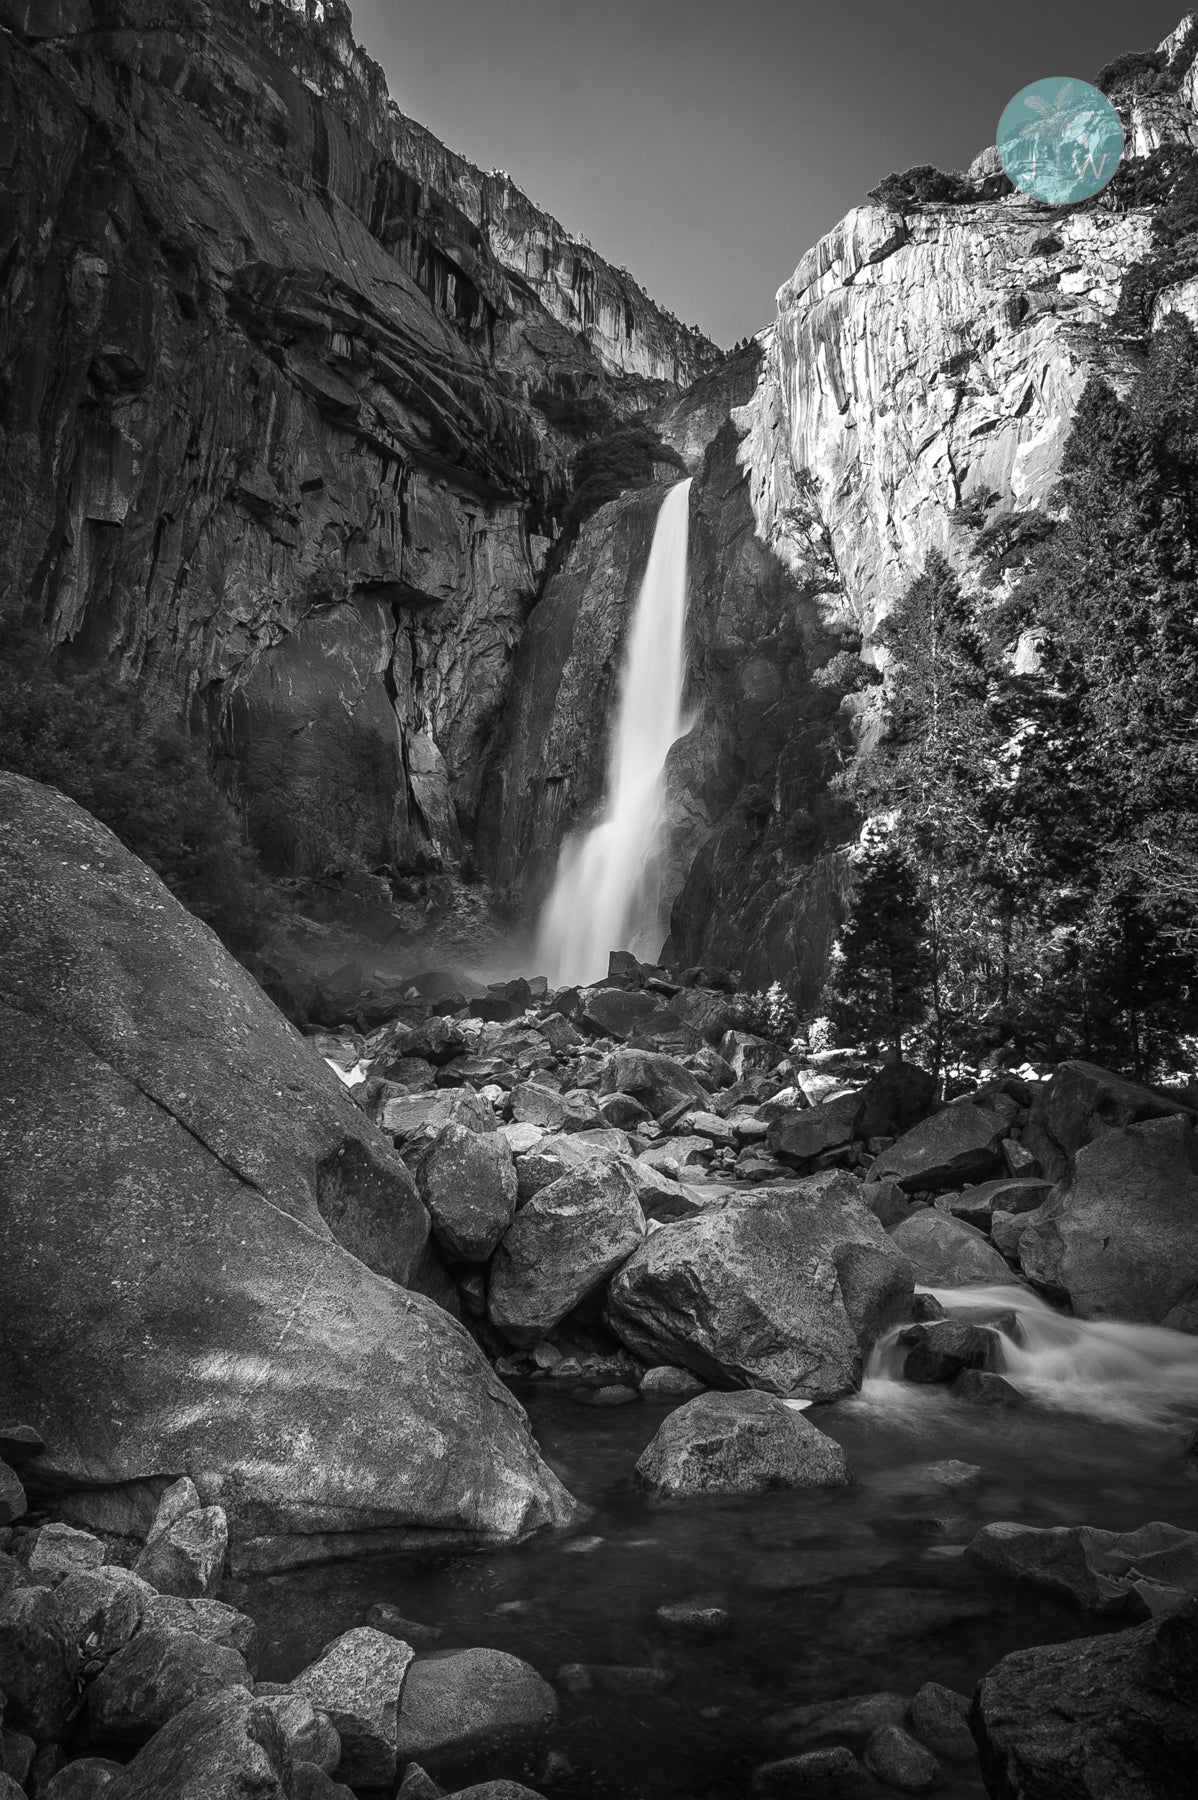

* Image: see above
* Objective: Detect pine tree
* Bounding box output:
[827,821,932,1063]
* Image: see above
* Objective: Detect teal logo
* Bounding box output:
[997,78,1124,204]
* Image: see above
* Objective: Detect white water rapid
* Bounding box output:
[865,1284,1198,1429]
[536,477,694,988]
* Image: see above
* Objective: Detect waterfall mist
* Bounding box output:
[536,477,693,988]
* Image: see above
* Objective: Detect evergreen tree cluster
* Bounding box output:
[827,315,1198,1078]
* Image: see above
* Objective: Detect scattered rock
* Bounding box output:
[654,1602,733,1636]
[719,1032,784,1079]
[395,1648,558,1768]
[54,1567,149,1670]
[768,1692,907,1742]
[382,1088,496,1146]
[909,1682,975,1762]
[753,1746,878,1797]
[365,1602,444,1648]
[633,1392,850,1497]
[951,1370,1024,1408]
[639,1366,705,1398]
[972,1596,1198,1799]
[887,1211,1013,1286]
[100,1688,292,1800]
[488,1162,645,1344]
[863,1724,942,1793]
[510,1084,603,1135]
[134,1478,227,1599]
[608,1175,912,1399]
[416,1125,518,1262]
[87,1628,252,1744]
[295,1627,414,1788]
[555,1664,674,1696]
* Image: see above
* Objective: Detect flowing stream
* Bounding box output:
[241,1286,1198,1800]
[536,478,693,988]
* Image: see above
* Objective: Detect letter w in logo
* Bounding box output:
[1072,149,1110,182]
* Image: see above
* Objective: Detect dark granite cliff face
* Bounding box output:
[0,0,716,881]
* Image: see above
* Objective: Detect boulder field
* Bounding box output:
[0,775,579,1568]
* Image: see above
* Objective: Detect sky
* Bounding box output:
[349,0,1189,347]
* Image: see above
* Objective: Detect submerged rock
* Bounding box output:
[607,1175,912,1398]
[967,1519,1198,1617]
[753,1746,878,1797]
[633,1391,849,1497]
[909,1682,976,1763]
[862,1724,942,1793]
[972,1596,1198,1798]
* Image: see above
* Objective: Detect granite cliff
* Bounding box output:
[0,0,715,890]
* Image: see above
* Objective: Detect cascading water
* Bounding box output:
[866,1283,1198,1429]
[536,477,694,988]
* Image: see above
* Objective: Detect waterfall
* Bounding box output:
[865,1284,1198,1429]
[536,477,694,988]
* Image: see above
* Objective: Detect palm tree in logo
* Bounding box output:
[1017,81,1093,187]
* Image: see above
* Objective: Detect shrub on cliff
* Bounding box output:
[867,165,973,210]
[564,424,686,530]
[0,629,278,961]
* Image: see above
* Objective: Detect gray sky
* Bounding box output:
[350,1,1188,347]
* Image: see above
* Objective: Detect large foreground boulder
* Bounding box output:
[633,1392,850,1497]
[606,1174,913,1399]
[1017,1117,1198,1328]
[0,777,579,1567]
[972,1597,1198,1798]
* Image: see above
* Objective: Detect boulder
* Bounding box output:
[633,1391,850,1497]
[766,1094,862,1170]
[0,1584,80,1741]
[394,1648,558,1769]
[295,1627,413,1789]
[952,1369,1024,1407]
[972,1597,1198,1799]
[28,1524,106,1582]
[607,1175,912,1399]
[143,1595,259,1673]
[937,1179,1053,1230]
[88,1627,252,1744]
[488,1162,645,1345]
[101,1689,292,1800]
[888,1211,1013,1286]
[1017,1117,1198,1328]
[752,1746,877,1797]
[1023,1059,1198,1182]
[54,1567,149,1669]
[902,1319,997,1382]
[967,1519,1198,1617]
[1,783,577,1567]
[252,1691,340,1772]
[909,1682,974,1761]
[863,1724,941,1793]
[0,1463,24,1526]
[41,1759,124,1800]
[719,1032,784,1079]
[415,1126,518,1263]
[770,1692,908,1743]
[0,774,428,1285]
[667,987,737,1044]
[596,1050,705,1119]
[639,1366,705,1398]
[134,1478,227,1598]
[509,1084,603,1134]
[382,1089,496,1147]
[868,1101,1007,1193]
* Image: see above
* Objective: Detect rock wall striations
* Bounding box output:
[0,0,716,882]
